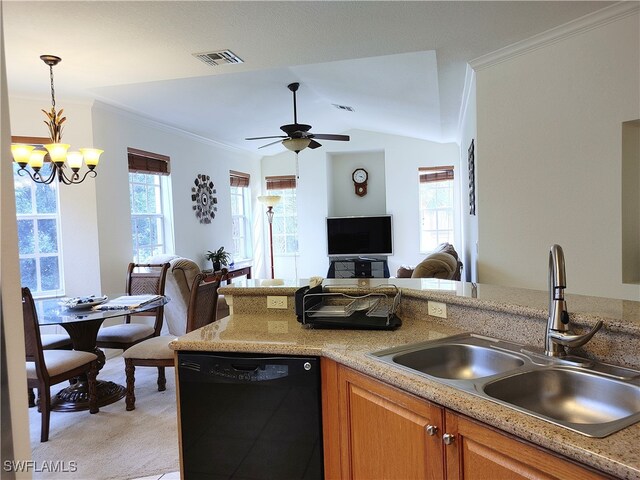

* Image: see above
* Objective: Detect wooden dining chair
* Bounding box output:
[122,274,220,410]
[22,287,100,442]
[28,332,73,408]
[96,262,169,352]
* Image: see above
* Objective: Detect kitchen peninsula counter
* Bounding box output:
[171,279,640,479]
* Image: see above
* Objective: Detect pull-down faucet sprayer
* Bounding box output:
[544,244,602,357]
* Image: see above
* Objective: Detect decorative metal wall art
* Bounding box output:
[468,139,476,216]
[192,174,217,224]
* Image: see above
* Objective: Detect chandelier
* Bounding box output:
[11,55,103,185]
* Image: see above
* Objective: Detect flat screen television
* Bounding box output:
[326,215,393,257]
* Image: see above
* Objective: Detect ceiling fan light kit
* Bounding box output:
[283,138,311,153]
[246,82,350,153]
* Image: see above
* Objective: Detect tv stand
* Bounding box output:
[327,258,390,279]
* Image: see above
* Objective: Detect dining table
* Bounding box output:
[35,294,169,412]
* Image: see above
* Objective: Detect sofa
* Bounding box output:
[149,254,229,336]
[396,243,463,280]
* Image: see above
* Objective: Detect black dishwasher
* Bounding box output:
[177,352,323,479]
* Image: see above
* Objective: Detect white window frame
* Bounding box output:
[418,167,456,253]
[230,184,253,262]
[129,172,173,263]
[269,187,298,256]
[14,162,65,298]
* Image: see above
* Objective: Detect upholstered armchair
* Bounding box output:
[149,254,229,335]
[397,243,463,280]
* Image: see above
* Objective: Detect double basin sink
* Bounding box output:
[371,333,640,437]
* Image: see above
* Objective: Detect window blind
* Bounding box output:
[230,170,250,187]
[266,175,297,190]
[128,147,170,176]
[419,166,454,183]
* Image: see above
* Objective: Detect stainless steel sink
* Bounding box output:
[370,333,640,437]
[393,344,525,380]
[483,367,640,436]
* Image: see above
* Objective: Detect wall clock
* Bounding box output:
[352,168,368,197]
[191,174,217,224]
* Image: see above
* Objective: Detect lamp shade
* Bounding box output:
[11,144,35,166]
[257,195,282,207]
[28,150,47,169]
[44,143,70,165]
[282,138,311,152]
[80,148,103,167]
[67,151,84,169]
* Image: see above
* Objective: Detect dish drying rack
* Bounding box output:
[299,285,402,330]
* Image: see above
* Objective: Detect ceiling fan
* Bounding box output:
[246,82,350,153]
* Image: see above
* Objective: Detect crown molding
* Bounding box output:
[470,2,639,71]
[92,100,257,157]
[457,64,476,139]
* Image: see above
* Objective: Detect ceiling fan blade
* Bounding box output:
[309,140,322,149]
[310,134,350,141]
[259,139,286,149]
[246,135,287,140]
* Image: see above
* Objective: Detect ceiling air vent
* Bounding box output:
[193,50,244,66]
[333,104,355,112]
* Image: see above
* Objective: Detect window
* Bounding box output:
[13,142,64,297]
[128,148,172,263]
[230,171,252,262]
[418,166,455,252]
[265,175,298,255]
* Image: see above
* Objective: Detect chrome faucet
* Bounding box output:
[545,244,603,357]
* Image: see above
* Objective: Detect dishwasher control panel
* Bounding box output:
[209,363,289,382]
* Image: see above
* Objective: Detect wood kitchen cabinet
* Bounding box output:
[322,359,610,480]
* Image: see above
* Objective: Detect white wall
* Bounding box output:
[459,67,478,282]
[8,96,102,297]
[474,10,640,300]
[1,12,31,473]
[262,130,459,279]
[92,103,260,294]
[329,150,386,216]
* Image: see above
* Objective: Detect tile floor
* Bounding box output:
[131,472,180,480]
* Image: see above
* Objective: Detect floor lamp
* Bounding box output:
[258,195,281,279]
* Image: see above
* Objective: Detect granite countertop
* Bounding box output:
[172,310,640,479]
[218,278,640,332]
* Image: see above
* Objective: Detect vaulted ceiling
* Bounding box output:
[3,1,613,154]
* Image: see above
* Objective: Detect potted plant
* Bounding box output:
[206,247,231,271]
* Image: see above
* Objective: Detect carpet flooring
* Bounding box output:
[29,356,180,480]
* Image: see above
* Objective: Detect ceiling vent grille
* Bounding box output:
[193,50,244,66]
[333,104,355,112]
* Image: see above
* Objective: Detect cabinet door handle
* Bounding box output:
[426,425,438,436]
[443,433,455,445]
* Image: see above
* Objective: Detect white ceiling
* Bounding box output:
[3,1,614,154]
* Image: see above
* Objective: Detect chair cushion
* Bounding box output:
[96,324,155,343]
[122,335,176,360]
[396,266,414,278]
[411,252,458,279]
[433,242,459,260]
[27,350,97,379]
[150,255,202,337]
[41,333,72,349]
